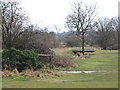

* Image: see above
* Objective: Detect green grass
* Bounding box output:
[2,71,118,88]
[54,48,118,71]
[2,48,118,88]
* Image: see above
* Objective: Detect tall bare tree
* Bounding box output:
[95,18,113,49]
[66,2,97,55]
[93,17,119,49]
[1,1,27,49]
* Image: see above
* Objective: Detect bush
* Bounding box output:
[54,56,75,68]
[2,48,43,72]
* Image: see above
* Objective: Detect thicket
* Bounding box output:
[2,48,43,72]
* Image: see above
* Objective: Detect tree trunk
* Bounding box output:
[82,33,84,55]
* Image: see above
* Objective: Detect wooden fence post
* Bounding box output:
[50,55,54,70]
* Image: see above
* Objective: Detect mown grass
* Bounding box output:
[53,48,118,71]
[2,71,118,88]
[2,48,118,88]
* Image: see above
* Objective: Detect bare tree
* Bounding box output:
[94,17,119,49]
[66,2,97,55]
[1,1,28,49]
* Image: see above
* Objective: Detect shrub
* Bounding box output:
[2,48,43,72]
[53,56,75,68]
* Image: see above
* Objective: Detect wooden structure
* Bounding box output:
[38,54,54,69]
[72,50,95,56]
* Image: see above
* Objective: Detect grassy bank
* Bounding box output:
[53,48,118,71]
[2,48,118,88]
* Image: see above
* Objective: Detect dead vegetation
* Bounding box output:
[1,69,65,79]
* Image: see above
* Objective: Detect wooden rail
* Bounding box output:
[38,54,54,69]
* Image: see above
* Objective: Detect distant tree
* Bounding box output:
[0,0,58,53]
[17,26,54,54]
[1,1,28,49]
[65,31,81,47]
[94,18,118,49]
[66,2,96,55]
[49,31,60,48]
[85,30,97,46]
[110,17,119,49]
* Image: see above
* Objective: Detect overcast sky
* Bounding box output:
[19,0,119,32]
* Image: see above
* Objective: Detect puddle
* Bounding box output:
[59,70,117,82]
[60,71,108,74]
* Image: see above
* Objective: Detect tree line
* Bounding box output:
[0,0,119,71]
[1,1,60,54]
[1,0,119,53]
[65,2,119,54]
[62,17,119,50]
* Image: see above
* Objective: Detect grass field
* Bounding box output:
[2,48,118,88]
[53,48,118,71]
